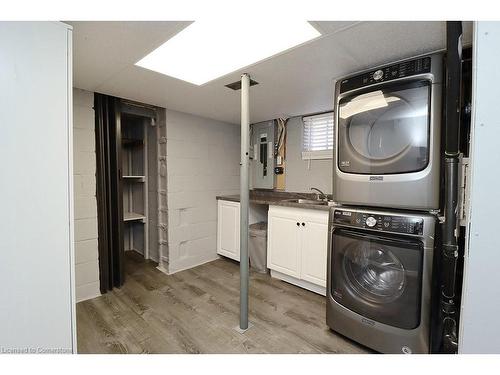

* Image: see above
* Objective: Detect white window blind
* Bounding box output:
[302,112,334,160]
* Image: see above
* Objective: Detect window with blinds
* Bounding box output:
[302,112,334,160]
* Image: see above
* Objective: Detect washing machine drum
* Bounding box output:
[331,229,424,329]
[337,81,430,175]
[343,243,406,304]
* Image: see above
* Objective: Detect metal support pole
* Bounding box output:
[239,73,250,330]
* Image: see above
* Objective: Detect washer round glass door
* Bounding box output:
[331,228,423,329]
[337,81,430,174]
[343,242,406,304]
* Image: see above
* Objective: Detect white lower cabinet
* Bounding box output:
[216,199,268,262]
[217,200,328,295]
[300,217,329,286]
[267,205,329,295]
[217,200,241,261]
[267,212,301,278]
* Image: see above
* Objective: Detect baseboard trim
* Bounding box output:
[160,254,220,275]
[75,281,101,303]
[156,264,169,275]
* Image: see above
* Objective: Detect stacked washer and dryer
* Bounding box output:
[326,53,443,354]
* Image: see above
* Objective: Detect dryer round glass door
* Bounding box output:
[331,228,423,330]
[337,80,430,175]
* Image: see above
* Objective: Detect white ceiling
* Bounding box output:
[69,21,472,124]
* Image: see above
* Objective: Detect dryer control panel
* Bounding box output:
[339,56,431,93]
[333,209,424,235]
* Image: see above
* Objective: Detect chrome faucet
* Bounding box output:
[311,187,328,201]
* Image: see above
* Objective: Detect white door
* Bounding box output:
[459,21,500,354]
[0,22,74,352]
[267,209,301,278]
[217,200,240,261]
[300,217,328,287]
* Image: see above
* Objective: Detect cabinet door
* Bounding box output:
[300,213,329,287]
[267,208,301,278]
[217,200,240,261]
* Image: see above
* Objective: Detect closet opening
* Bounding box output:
[95,94,164,293]
[122,113,149,259]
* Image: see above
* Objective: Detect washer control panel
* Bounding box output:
[333,210,424,235]
[365,216,377,227]
[339,56,431,93]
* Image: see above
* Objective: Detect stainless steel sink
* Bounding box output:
[284,198,328,205]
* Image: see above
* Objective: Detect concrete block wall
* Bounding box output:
[164,109,240,274]
[73,88,100,302]
[70,93,326,284]
[284,116,333,194]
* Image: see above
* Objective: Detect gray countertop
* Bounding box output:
[216,191,332,211]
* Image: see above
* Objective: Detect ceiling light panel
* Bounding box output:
[135,20,321,85]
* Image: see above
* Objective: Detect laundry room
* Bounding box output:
[1,2,500,370]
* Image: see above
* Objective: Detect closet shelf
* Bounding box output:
[123,175,146,182]
[122,138,144,147]
[124,212,146,223]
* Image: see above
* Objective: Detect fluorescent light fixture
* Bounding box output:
[135,20,321,85]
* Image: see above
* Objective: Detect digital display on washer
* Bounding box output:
[333,210,424,235]
[339,56,431,93]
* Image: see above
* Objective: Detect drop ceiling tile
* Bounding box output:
[71,21,472,124]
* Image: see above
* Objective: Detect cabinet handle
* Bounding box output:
[296,222,300,226]
[302,222,305,226]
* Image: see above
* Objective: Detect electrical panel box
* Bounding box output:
[251,121,276,189]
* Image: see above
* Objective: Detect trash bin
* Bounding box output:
[249,222,268,273]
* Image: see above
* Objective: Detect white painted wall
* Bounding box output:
[459,21,500,354]
[284,116,333,194]
[0,21,75,353]
[73,88,101,302]
[164,110,240,274]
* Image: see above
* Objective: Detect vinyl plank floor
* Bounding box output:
[76,251,371,354]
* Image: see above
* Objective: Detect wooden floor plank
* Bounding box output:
[76,252,370,354]
[188,260,365,353]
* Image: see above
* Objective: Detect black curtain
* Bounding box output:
[94,93,124,293]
